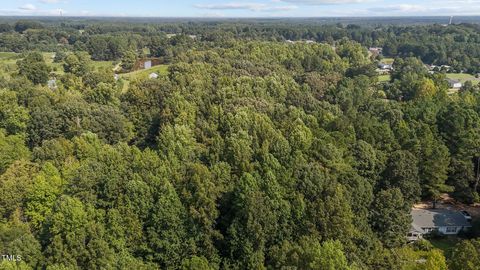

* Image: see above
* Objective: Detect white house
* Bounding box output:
[149,72,159,79]
[441,65,452,71]
[144,60,152,69]
[378,63,392,70]
[408,209,471,241]
[369,47,383,55]
[47,79,57,90]
[447,79,462,89]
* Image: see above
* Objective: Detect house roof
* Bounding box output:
[446,78,461,84]
[411,209,471,228]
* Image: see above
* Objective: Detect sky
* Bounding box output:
[2,0,480,17]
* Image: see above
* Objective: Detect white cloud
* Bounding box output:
[39,0,63,3]
[280,0,374,4]
[368,4,426,13]
[194,2,297,12]
[19,4,37,10]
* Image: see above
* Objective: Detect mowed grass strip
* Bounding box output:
[120,65,169,80]
[446,73,480,85]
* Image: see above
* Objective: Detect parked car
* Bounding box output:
[461,210,472,221]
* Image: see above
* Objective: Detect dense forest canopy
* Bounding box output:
[0,17,479,269]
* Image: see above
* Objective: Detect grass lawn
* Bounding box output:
[0,51,116,77]
[0,52,18,60]
[92,60,116,71]
[429,237,460,255]
[142,47,151,57]
[0,52,20,77]
[378,74,391,82]
[42,52,64,75]
[381,58,395,65]
[446,73,480,85]
[120,65,169,80]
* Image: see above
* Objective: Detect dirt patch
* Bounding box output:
[133,58,163,71]
[413,193,480,219]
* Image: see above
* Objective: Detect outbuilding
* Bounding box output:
[408,208,471,241]
[447,78,462,89]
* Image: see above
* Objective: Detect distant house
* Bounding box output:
[166,34,196,39]
[114,74,120,81]
[377,63,392,75]
[408,209,471,241]
[439,65,453,72]
[144,60,152,69]
[447,78,462,89]
[47,79,57,90]
[369,47,383,55]
[378,63,392,70]
[133,58,162,71]
[149,72,159,79]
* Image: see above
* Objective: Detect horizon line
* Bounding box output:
[0,15,476,19]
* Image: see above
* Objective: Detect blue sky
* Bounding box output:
[2,0,480,17]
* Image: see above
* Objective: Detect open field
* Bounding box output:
[120,65,169,80]
[378,73,480,86]
[0,52,19,78]
[0,52,18,60]
[430,237,460,256]
[92,60,116,71]
[117,65,169,93]
[42,52,64,75]
[381,58,395,64]
[0,52,115,76]
[446,73,480,85]
[378,74,390,82]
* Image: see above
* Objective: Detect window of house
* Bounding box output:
[446,227,457,233]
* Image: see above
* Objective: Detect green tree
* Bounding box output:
[449,239,480,270]
[0,213,43,269]
[63,52,91,77]
[381,150,421,204]
[370,188,411,248]
[17,52,50,85]
[25,163,65,229]
[14,20,43,33]
[43,196,116,269]
[0,130,30,174]
[121,50,137,71]
[0,90,29,135]
[0,161,37,220]
[144,180,190,268]
[269,237,351,270]
[424,249,447,270]
[181,256,213,270]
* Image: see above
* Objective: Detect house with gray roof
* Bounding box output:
[408,209,471,241]
[447,78,462,89]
